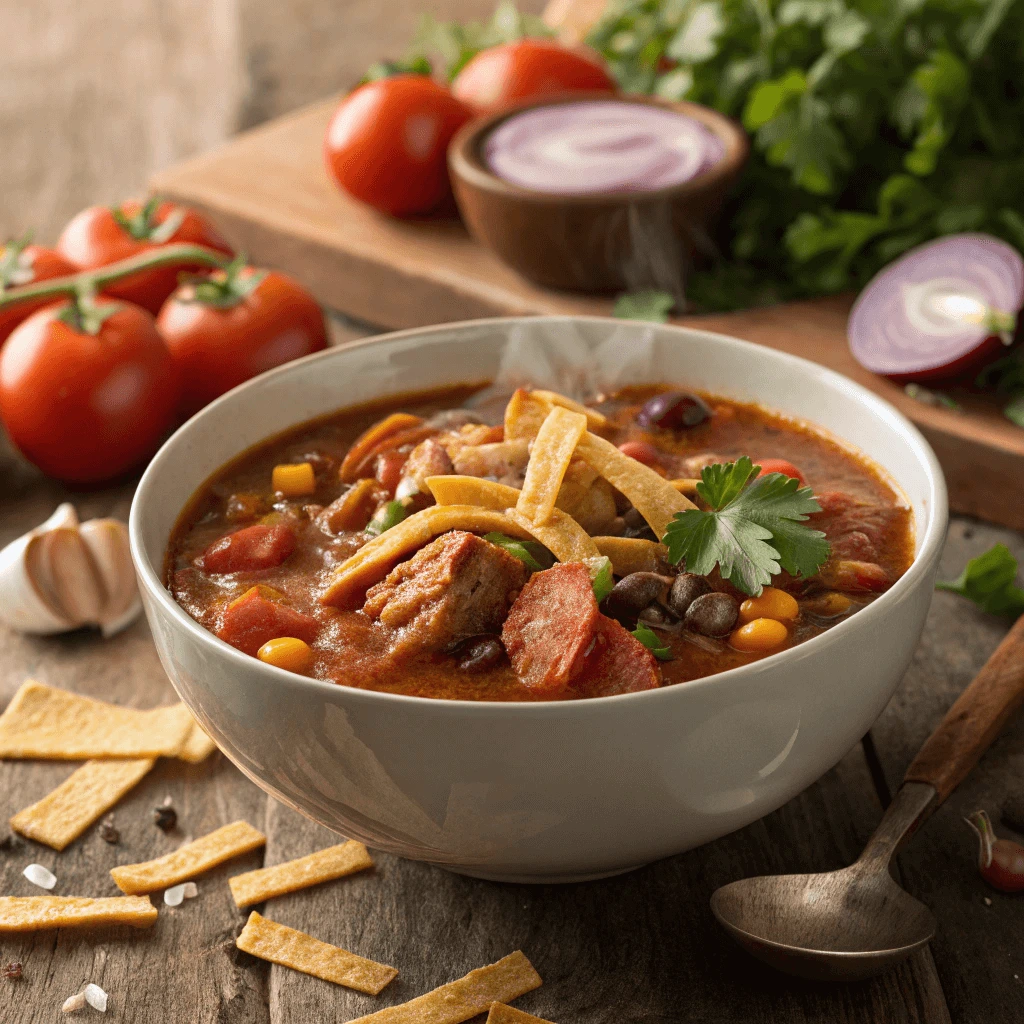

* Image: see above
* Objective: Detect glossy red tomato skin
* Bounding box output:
[157,269,328,415]
[324,76,473,217]
[0,301,180,483]
[0,246,78,346]
[56,202,233,314]
[452,39,616,114]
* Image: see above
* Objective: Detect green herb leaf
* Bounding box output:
[484,532,553,572]
[361,56,433,83]
[632,622,672,661]
[365,500,407,537]
[584,555,615,603]
[936,543,1024,617]
[613,290,675,322]
[663,457,830,596]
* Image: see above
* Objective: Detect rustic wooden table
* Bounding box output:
[1,324,1021,1022]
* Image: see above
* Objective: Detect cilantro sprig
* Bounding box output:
[663,457,830,597]
[936,544,1024,617]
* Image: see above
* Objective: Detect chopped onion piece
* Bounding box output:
[164,883,187,907]
[84,984,108,1012]
[23,863,57,890]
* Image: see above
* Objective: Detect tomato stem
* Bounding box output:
[176,254,267,310]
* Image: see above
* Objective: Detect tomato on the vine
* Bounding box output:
[0,298,180,483]
[451,39,615,114]
[157,259,328,415]
[57,199,233,314]
[0,238,77,346]
[324,75,472,217]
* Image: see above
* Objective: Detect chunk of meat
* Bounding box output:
[363,531,529,657]
[197,523,295,574]
[398,437,454,497]
[318,479,388,534]
[217,586,319,655]
[502,563,601,695]
[452,439,530,487]
[571,617,661,698]
[811,490,901,564]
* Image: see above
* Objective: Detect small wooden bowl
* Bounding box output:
[448,93,749,296]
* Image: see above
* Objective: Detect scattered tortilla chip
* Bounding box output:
[487,1004,556,1024]
[426,476,521,511]
[348,951,542,1024]
[178,721,218,763]
[236,911,397,995]
[503,508,599,564]
[575,433,695,540]
[517,407,588,525]
[531,390,608,429]
[0,680,193,760]
[322,505,532,608]
[229,839,373,908]
[10,757,155,851]
[0,895,157,932]
[110,820,266,894]
[593,536,667,577]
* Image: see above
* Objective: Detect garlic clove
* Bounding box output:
[31,528,106,628]
[78,518,141,637]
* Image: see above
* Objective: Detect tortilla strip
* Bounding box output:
[575,432,696,539]
[10,757,155,851]
[517,407,588,525]
[340,412,423,481]
[504,389,551,441]
[487,1004,557,1024]
[179,720,218,763]
[111,820,266,895]
[229,840,373,908]
[236,911,397,995]
[322,505,532,608]
[670,478,701,497]
[348,950,542,1024]
[503,508,599,563]
[426,476,522,511]
[0,679,193,760]
[0,896,157,932]
[531,390,608,429]
[593,536,668,577]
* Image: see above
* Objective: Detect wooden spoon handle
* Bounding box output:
[904,614,1024,802]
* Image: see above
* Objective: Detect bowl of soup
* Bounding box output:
[130,316,947,882]
[448,94,749,295]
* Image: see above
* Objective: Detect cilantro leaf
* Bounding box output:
[664,457,830,596]
[632,622,672,661]
[936,544,1024,617]
[613,289,675,323]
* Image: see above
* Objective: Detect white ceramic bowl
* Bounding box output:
[130,317,947,883]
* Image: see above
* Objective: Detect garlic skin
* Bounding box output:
[0,503,141,637]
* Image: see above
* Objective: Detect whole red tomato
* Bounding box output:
[0,299,180,483]
[324,75,472,217]
[158,263,327,415]
[452,39,616,114]
[0,239,77,346]
[57,199,233,314]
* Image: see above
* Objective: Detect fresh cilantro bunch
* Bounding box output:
[937,543,1024,617]
[663,456,830,595]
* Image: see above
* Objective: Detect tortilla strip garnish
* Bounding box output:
[0,896,157,932]
[348,950,542,1024]
[229,839,373,908]
[575,432,696,540]
[322,505,532,608]
[487,1004,557,1024]
[669,478,701,496]
[10,757,155,851]
[340,412,423,482]
[179,720,218,763]
[0,679,193,760]
[426,476,522,511]
[110,820,266,895]
[593,537,667,577]
[516,407,588,525]
[236,911,397,995]
[532,390,608,429]
[503,507,599,564]
[504,389,551,441]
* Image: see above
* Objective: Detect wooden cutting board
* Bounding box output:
[151,97,1024,530]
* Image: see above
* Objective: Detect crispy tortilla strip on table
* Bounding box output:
[0,896,157,932]
[111,820,266,895]
[349,950,542,1024]
[322,505,532,608]
[10,757,155,851]
[517,407,588,525]
[236,911,397,995]
[575,432,696,539]
[593,537,667,577]
[503,508,599,563]
[178,719,218,763]
[487,1004,557,1024]
[229,839,373,908]
[426,476,522,511]
[0,679,193,760]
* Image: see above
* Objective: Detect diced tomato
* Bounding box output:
[197,523,295,574]
[812,490,860,517]
[375,449,409,496]
[823,560,890,593]
[217,586,319,655]
[618,440,663,469]
[755,458,806,485]
[572,617,661,698]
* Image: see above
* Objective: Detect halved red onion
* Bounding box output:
[848,234,1024,382]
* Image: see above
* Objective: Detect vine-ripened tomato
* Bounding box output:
[157,262,328,415]
[57,199,233,314]
[324,75,473,217]
[451,39,616,114]
[0,240,77,346]
[0,299,180,483]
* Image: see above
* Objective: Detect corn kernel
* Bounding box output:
[272,462,316,497]
[738,586,799,625]
[257,637,314,674]
[731,618,789,653]
[806,591,853,618]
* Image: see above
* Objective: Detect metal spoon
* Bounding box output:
[712,614,1024,981]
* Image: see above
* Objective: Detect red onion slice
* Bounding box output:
[848,234,1024,382]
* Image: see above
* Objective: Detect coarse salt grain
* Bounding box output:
[62,990,86,1013]
[182,882,198,899]
[164,884,186,907]
[84,983,108,1012]
[23,863,56,890]
[984,896,993,906]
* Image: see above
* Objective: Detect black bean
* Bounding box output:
[637,391,712,430]
[684,592,739,637]
[608,572,671,615]
[667,574,712,617]
[638,604,672,627]
[458,636,505,672]
[621,507,657,541]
